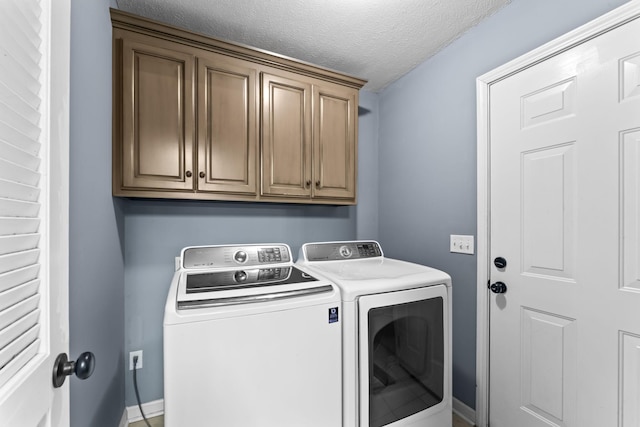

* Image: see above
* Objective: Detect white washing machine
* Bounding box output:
[298,241,452,427]
[164,244,342,427]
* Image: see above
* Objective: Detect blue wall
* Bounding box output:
[123,89,380,406]
[68,0,633,422]
[69,0,125,426]
[377,0,629,409]
[356,90,380,239]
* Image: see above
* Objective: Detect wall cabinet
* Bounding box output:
[115,31,257,198]
[112,9,365,204]
[197,52,257,196]
[119,36,195,192]
[312,83,357,200]
[261,73,357,201]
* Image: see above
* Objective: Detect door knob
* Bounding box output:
[52,351,95,388]
[494,257,507,269]
[489,281,507,294]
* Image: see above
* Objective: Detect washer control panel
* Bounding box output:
[303,241,383,262]
[182,244,291,269]
[258,247,283,263]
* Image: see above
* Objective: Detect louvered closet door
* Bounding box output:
[0,0,70,425]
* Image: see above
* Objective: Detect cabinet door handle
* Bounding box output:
[305,180,311,188]
[315,180,321,188]
[185,171,192,178]
[199,171,205,179]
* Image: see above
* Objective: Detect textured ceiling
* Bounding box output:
[116,0,511,92]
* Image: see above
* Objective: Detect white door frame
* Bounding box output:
[475,2,640,426]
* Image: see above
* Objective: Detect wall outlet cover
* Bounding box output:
[129,350,143,370]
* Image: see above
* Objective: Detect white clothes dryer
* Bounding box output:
[298,241,452,427]
[164,244,342,427]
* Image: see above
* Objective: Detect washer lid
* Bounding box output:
[185,266,317,294]
[175,265,337,309]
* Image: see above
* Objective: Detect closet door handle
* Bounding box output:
[53,352,95,388]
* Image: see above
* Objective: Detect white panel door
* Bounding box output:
[489,13,640,427]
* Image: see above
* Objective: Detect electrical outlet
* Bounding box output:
[450,234,474,255]
[129,350,143,370]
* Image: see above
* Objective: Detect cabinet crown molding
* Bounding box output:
[110,8,367,90]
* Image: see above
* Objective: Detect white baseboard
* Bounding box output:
[120,397,469,426]
[118,409,128,427]
[119,399,164,426]
[453,397,476,426]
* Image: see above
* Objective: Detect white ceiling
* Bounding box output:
[116,0,511,92]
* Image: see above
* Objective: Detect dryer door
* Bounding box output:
[358,285,449,427]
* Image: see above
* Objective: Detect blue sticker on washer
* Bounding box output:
[329,307,339,323]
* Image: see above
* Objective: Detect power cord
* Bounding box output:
[133,355,153,427]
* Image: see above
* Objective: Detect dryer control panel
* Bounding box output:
[303,241,383,262]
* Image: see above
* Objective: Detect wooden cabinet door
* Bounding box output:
[120,36,195,191]
[261,73,312,198]
[312,84,357,200]
[197,54,257,195]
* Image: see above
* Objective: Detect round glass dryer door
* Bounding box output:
[358,285,448,427]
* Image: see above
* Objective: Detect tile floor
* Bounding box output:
[453,412,475,426]
[129,416,164,427]
[130,413,474,427]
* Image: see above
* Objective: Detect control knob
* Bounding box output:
[234,250,248,264]
[234,271,248,282]
[339,245,352,258]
